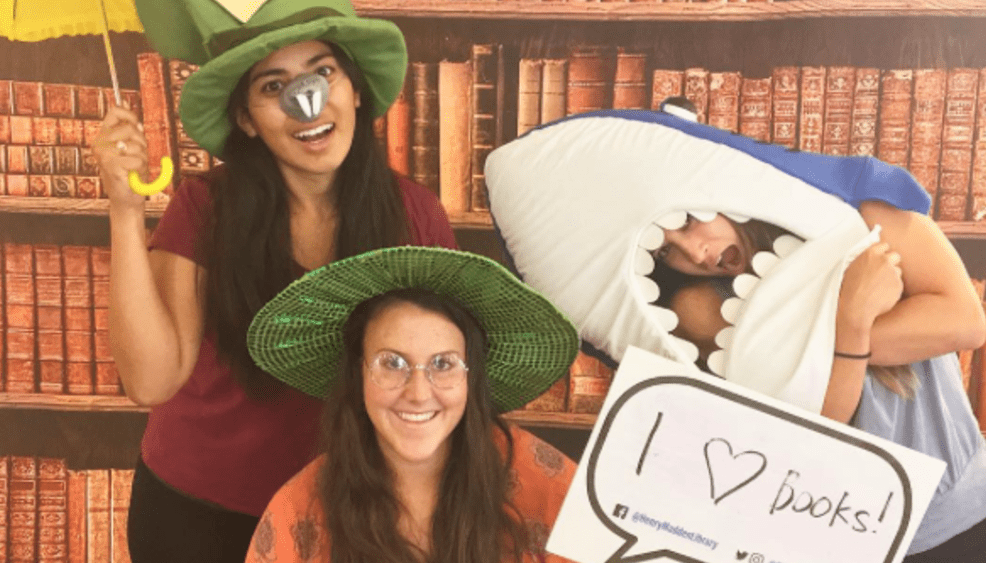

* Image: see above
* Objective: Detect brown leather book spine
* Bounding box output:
[62,246,93,395]
[650,69,684,111]
[566,45,614,116]
[937,68,979,221]
[798,66,826,153]
[43,84,75,119]
[33,117,58,146]
[739,76,772,142]
[169,59,210,190]
[877,69,914,169]
[684,68,710,124]
[137,52,177,200]
[708,71,741,133]
[439,60,473,217]
[86,470,110,563]
[8,457,38,563]
[38,459,68,563]
[908,69,947,215]
[67,470,87,563]
[540,59,568,125]
[972,69,986,222]
[34,245,64,394]
[110,470,134,563]
[54,147,80,198]
[90,247,119,395]
[58,119,83,147]
[76,86,106,120]
[82,120,102,149]
[821,66,855,156]
[523,377,568,413]
[13,82,43,116]
[517,58,543,136]
[386,74,411,177]
[849,67,880,157]
[10,114,32,145]
[410,62,440,196]
[471,44,500,211]
[612,48,648,110]
[0,80,12,114]
[567,353,613,415]
[0,457,8,562]
[4,243,35,393]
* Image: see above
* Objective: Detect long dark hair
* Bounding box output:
[318,288,528,563]
[201,42,410,398]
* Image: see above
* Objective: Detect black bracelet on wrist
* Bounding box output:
[834,350,872,360]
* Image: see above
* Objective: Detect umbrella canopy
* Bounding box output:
[0,0,172,195]
[0,0,143,42]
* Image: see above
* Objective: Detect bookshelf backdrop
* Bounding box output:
[3,2,986,561]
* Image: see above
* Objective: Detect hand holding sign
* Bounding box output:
[548,347,944,563]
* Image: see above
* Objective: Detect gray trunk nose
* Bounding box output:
[280,73,330,122]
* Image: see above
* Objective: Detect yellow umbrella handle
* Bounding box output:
[128,156,175,196]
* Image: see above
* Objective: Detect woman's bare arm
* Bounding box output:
[858,201,986,366]
[98,106,206,406]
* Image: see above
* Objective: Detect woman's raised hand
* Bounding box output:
[838,241,904,329]
[94,105,150,207]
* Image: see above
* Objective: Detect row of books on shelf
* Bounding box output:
[0,457,132,563]
[0,52,213,204]
[5,52,986,224]
[519,280,986,433]
[0,244,123,396]
[0,81,141,200]
[379,51,986,222]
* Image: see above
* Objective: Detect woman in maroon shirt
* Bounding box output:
[92,1,456,561]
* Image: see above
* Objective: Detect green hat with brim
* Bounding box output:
[134,0,407,156]
[247,247,580,412]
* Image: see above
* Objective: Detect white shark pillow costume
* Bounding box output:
[485,110,930,414]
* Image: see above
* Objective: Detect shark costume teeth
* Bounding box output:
[484,110,900,414]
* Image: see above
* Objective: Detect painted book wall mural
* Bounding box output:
[2,2,986,561]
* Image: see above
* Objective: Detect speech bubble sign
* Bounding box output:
[547,346,945,563]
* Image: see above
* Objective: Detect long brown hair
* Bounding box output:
[200,42,410,398]
[318,288,528,563]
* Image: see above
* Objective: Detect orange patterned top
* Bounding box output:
[245,425,578,563]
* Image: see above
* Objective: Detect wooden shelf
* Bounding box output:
[354,0,986,21]
[504,410,597,430]
[0,393,149,413]
[449,210,494,229]
[0,196,168,218]
[939,221,986,240]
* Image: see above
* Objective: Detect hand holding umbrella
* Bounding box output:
[0,0,174,196]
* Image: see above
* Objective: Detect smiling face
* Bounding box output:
[361,300,468,473]
[654,213,752,277]
[236,40,360,188]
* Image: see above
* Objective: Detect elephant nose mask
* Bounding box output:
[279,73,330,122]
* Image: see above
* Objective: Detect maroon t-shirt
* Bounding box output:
[143,174,457,516]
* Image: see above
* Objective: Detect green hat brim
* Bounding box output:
[247,247,580,412]
[179,16,407,155]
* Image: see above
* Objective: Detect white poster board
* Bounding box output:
[547,346,945,563]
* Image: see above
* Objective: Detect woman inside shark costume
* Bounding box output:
[484,109,986,561]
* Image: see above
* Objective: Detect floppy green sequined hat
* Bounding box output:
[133,0,407,155]
[247,247,580,412]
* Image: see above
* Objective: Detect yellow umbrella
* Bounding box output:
[0,0,173,195]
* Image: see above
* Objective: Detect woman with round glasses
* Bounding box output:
[244,247,581,563]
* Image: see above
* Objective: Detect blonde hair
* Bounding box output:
[869,365,920,399]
